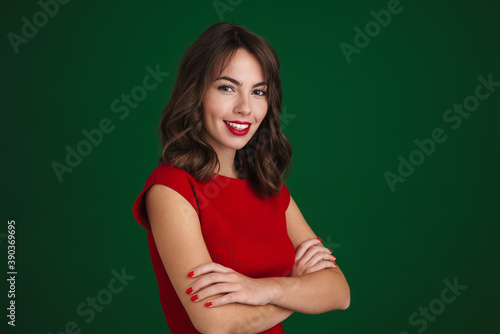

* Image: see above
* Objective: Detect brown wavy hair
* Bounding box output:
[158,22,292,199]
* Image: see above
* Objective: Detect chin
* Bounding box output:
[225,140,249,151]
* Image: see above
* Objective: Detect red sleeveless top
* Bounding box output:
[132,162,295,333]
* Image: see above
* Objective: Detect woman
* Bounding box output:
[133,22,350,333]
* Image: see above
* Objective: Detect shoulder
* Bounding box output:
[132,162,199,230]
[140,162,198,195]
[152,162,194,182]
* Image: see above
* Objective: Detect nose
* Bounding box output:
[234,93,251,115]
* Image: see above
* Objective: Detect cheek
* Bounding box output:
[202,97,216,118]
[204,96,229,118]
[257,103,268,122]
[203,109,220,126]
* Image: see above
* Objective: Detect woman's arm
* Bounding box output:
[270,194,351,313]
[264,265,350,313]
[183,196,349,315]
[146,184,294,334]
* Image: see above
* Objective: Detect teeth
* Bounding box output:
[225,121,249,130]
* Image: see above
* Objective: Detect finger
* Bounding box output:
[188,262,233,278]
[189,272,239,295]
[312,244,334,255]
[305,260,337,275]
[295,237,321,261]
[300,245,333,264]
[204,291,242,308]
[305,252,336,267]
[191,282,239,302]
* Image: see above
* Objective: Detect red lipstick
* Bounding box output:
[224,120,251,136]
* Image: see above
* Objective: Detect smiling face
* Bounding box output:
[201,48,268,157]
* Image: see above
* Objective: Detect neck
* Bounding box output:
[201,129,239,178]
[215,147,238,178]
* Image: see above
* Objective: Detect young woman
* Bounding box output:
[133,22,350,334]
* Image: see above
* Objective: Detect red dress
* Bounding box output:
[132,162,295,333]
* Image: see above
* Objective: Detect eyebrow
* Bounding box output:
[215,76,267,88]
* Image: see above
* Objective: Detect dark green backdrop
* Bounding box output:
[2,0,499,333]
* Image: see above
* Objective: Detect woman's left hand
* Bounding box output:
[186,262,274,308]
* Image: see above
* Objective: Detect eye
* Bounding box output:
[253,89,267,96]
[217,85,234,92]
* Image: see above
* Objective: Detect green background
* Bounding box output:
[2,0,499,333]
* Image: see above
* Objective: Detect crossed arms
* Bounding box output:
[146,184,350,334]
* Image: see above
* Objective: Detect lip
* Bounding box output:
[224,120,251,136]
[224,120,251,125]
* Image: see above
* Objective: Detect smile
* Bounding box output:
[224,120,250,130]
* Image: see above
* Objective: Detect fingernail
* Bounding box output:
[332,262,337,267]
[205,302,212,307]
[328,249,332,253]
[316,238,322,241]
[191,294,198,301]
[188,271,194,278]
[333,256,336,261]
[186,287,193,294]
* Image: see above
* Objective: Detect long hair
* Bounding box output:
[158,22,292,199]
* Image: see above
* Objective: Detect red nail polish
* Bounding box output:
[191,294,198,301]
[328,249,332,253]
[316,238,322,241]
[186,287,193,294]
[205,302,212,307]
[188,271,194,278]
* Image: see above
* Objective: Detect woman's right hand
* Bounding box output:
[289,237,337,277]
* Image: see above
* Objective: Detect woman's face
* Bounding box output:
[201,48,268,155]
